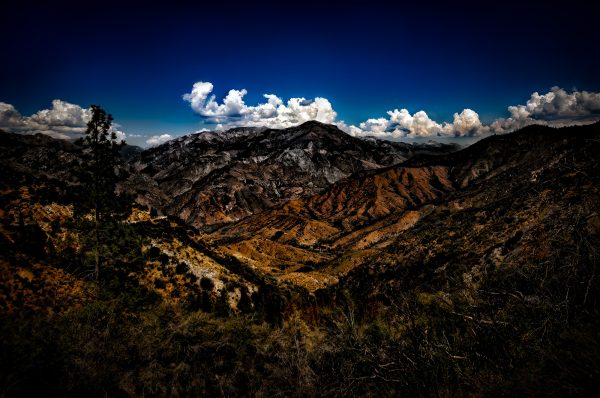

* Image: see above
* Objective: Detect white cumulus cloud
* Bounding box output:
[0,100,128,141]
[0,102,25,128]
[491,87,600,133]
[146,134,173,147]
[348,88,600,138]
[30,99,90,128]
[447,109,489,136]
[181,82,507,139]
[347,108,488,139]
[183,81,337,129]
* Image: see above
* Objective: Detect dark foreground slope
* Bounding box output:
[317,123,600,395]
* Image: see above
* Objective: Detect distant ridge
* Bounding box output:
[123,121,459,227]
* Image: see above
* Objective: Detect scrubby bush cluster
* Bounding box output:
[1,250,598,398]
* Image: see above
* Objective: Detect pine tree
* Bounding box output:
[74,105,128,280]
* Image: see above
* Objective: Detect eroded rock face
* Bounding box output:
[125,121,459,228]
[211,123,600,291]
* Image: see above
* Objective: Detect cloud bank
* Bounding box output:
[182,81,337,129]
[0,100,126,141]
[2,86,599,148]
[184,82,600,139]
[490,87,600,133]
[342,108,488,139]
[1,100,90,140]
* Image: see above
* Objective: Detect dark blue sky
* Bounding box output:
[2,1,599,141]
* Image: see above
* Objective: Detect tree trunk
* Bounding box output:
[95,208,100,280]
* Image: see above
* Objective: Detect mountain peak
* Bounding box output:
[296,120,331,129]
[127,121,459,227]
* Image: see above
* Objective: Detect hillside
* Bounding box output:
[208,124,599,293]
[0,123,599,397]
[0,130,306,320]
[124,121,459,227]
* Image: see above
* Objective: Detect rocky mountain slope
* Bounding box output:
[0,130,82,182]
[209,123,600,292]
[4,123,598,296]
[0,130,304,319]
[125,121,459,227]
[1,122,599,397]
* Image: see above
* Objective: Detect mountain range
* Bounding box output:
[123,121,459,227]
[1,121,599,396]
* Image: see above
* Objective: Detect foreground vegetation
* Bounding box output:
[1,218,598,398]
[1,226,598,398]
